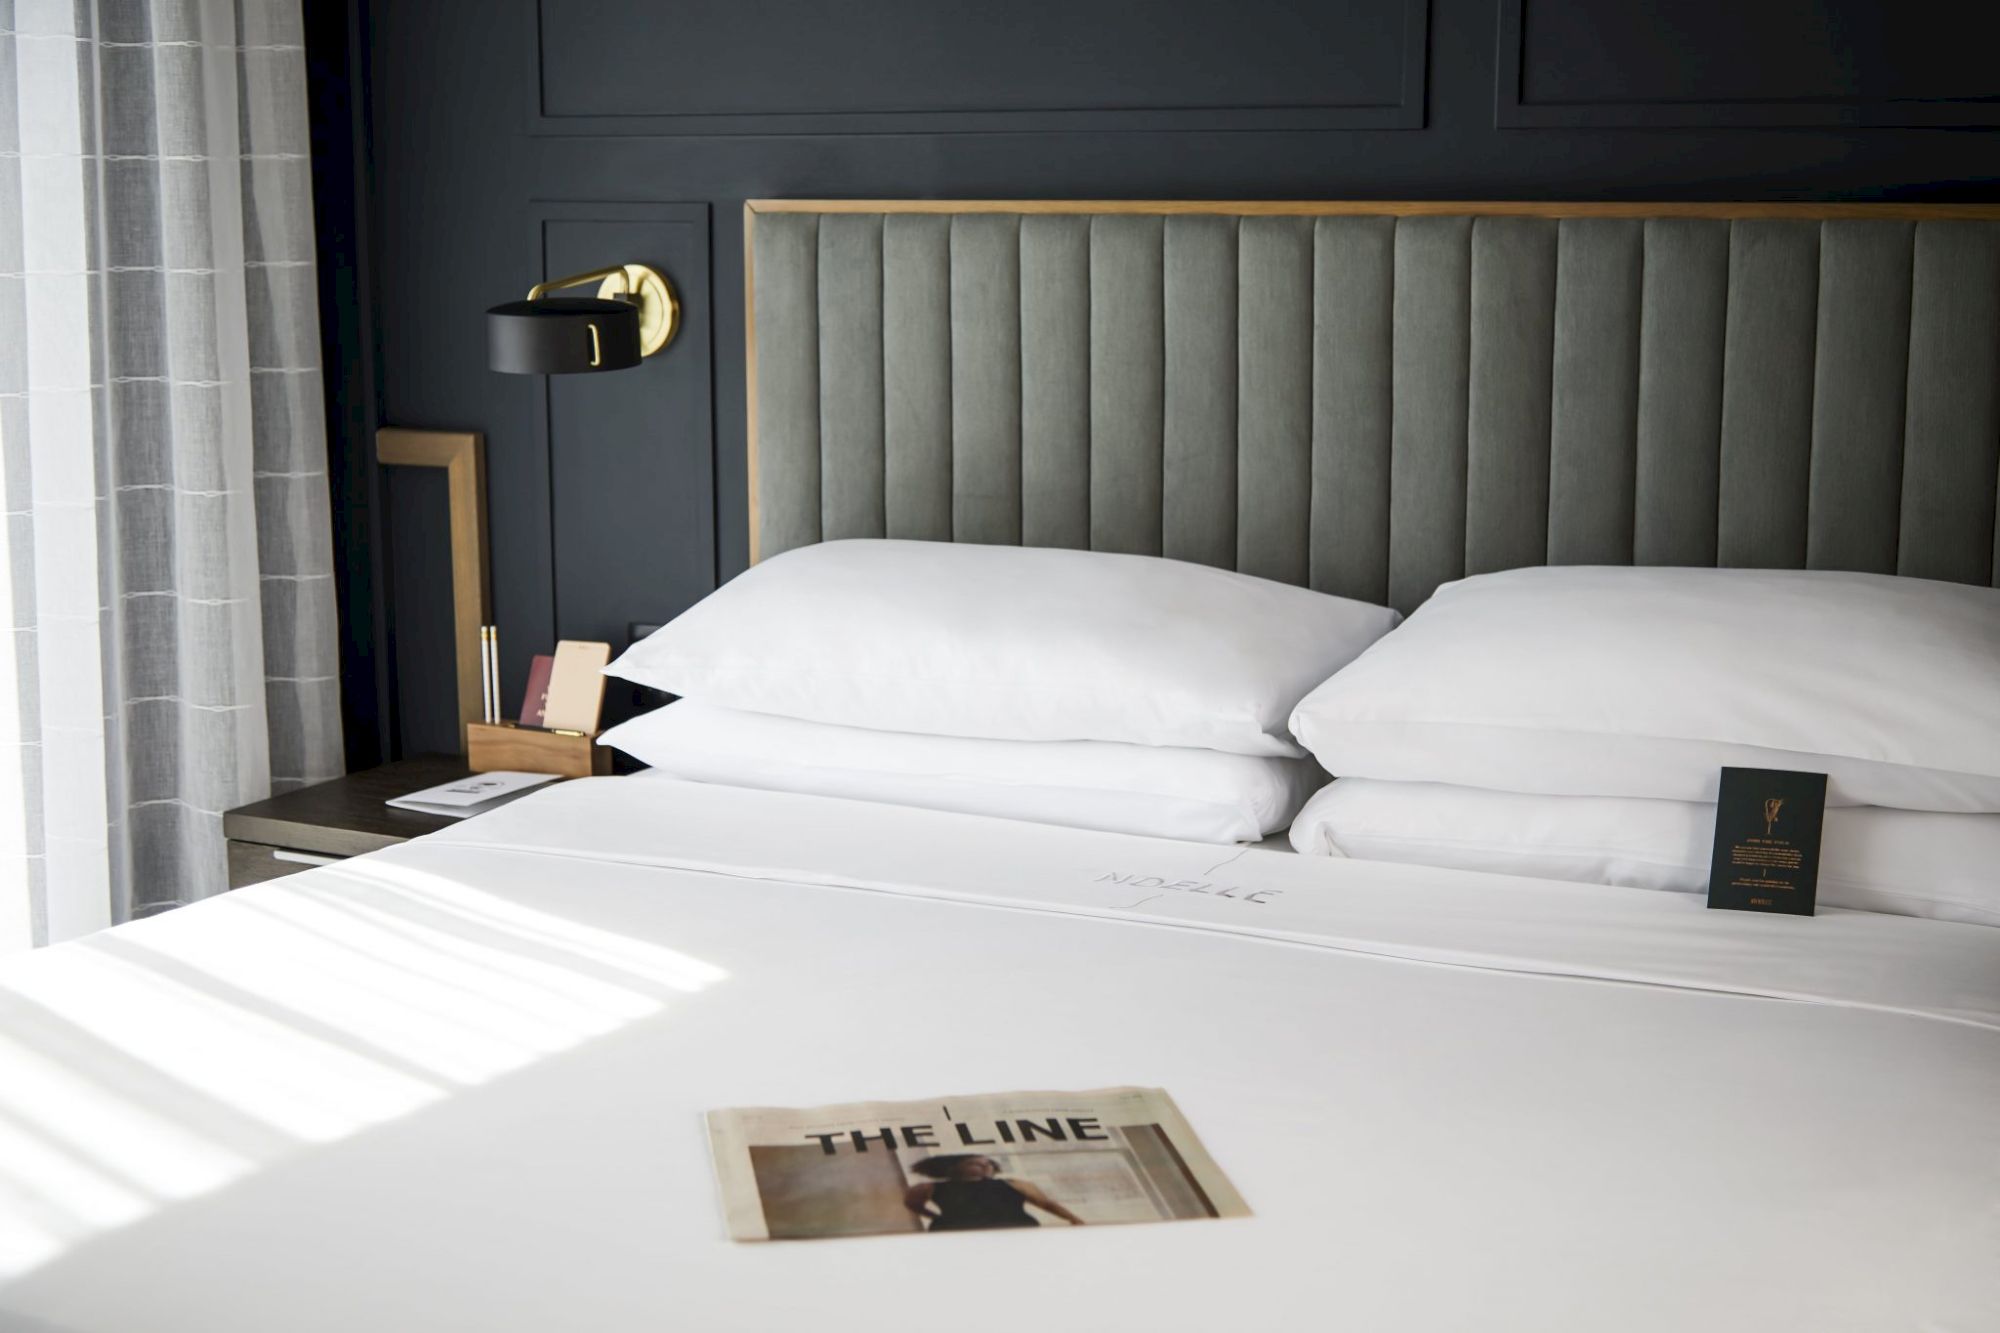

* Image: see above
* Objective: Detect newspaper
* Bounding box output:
[706,1086,1249,1241]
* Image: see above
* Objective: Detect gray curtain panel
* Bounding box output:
[0,0,341,948]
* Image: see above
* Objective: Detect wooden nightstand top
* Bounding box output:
[223,755,476,858]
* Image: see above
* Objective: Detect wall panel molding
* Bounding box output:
[531,0,1429,136]
[1496,0,2000,129]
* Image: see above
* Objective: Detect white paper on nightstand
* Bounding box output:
[385,770,560,819]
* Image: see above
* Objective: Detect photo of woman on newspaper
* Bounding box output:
[904,1155,1087,1231]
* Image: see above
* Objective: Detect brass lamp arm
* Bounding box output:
[526,265,636,302]
[519,262,678,357]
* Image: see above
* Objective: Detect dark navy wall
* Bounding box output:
[307,0,2000,765]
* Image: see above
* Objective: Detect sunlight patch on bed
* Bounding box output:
[0,860,728,1284]
[0,1032,252,1279]
[0,1032,250,1196]
[313,861,729,992]
[1,948,441,1142]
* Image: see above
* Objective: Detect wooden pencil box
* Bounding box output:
[466,721,610,778]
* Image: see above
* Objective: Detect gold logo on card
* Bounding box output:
[1763,797,1784,837]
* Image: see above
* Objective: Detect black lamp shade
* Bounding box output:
[487,296,642,374]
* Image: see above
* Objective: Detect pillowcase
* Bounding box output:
[599,701,1324,844]
[1288,778,2000,927]
[605,539,1401,758]
[1288,566,2000,811]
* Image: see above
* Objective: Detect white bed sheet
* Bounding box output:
[0,777,1995,1332]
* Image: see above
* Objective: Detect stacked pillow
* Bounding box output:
[1289,782,2000,927]
[1284,566,2000,925]
[600,539,1402,843]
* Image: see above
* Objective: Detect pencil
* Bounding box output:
[488,624,502,723]
[480,626,494,723]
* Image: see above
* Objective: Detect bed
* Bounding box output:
[3,201,1997,1332]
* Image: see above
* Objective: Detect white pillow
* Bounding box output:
[607,539,1401,757]
[1289,566,2000,811]
[1289,778,2000,927]
[599,701,1324,844]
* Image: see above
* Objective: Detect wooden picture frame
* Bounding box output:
[376,428,492,749]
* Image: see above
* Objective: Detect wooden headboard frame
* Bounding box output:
[743,199,2000,588]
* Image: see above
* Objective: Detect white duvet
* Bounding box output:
[0,777,1995,1332]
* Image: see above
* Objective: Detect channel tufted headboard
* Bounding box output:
[745,201,2000,612]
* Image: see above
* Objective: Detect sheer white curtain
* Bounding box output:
[0,0,341,950]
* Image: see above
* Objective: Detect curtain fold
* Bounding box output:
[0,0,341,948]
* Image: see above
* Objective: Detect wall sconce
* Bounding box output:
[487,263,679,374]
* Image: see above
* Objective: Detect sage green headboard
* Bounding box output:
[746,201,2000,612]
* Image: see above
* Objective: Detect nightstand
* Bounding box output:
[221,755,476,889]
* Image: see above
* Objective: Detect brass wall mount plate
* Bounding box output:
[598,263,679,356]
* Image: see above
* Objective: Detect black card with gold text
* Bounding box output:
[1706,767,1827,916]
